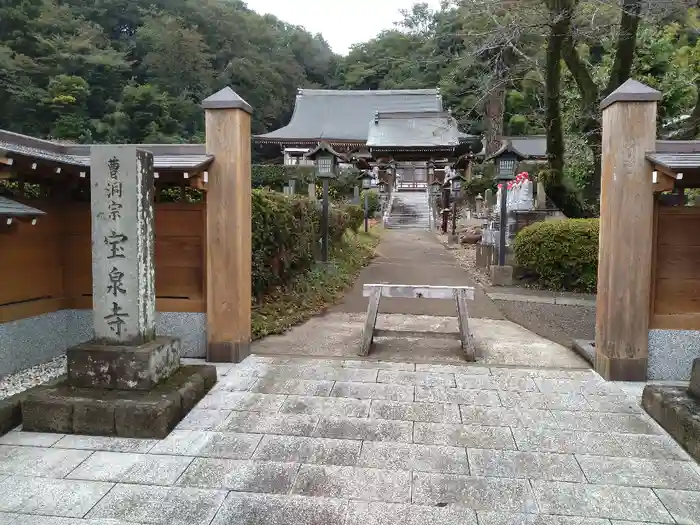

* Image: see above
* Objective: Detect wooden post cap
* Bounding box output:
[202,87,253,114]
[600,79,662,111]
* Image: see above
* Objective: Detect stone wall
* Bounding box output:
[648,329,700,381]
[0,310,206,376]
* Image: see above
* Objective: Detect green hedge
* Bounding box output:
[341,203,364,232]
[252,165,315,191]
[361,189,381,215]
[513,218,599,292]
[253,164,361,201]
[252,189,352,296]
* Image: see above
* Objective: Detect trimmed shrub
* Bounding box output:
[513,218,599,292]
[341,203,364,232]
[360,189,381,215]
[251,189,355,297]
[252,165,315,191]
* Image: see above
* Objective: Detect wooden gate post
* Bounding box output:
[595,79,661,381]
[203,87,253,362]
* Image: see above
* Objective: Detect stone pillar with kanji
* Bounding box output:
[21,145,216,439]
[65,146,181,390]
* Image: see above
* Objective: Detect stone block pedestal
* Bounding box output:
[642,358,700,462]
[68,337,180,390]
[490,265,514,286]
[22,365,216,439]
[690,359,700,398]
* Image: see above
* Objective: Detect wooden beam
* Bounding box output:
[595,82,661,381]
[0,156,13,166]
[203,88,253,363]
[362,284,475,300]
[651,168,675,193]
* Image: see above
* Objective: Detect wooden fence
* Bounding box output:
[0,201,206,323]
[650,205,700,330]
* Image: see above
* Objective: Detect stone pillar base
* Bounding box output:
[207,340,251,363]
[690,359,700,399]
[595,353,647,382]
[67,337,180,391]
[490,265,513,286]
[22,365,216,438]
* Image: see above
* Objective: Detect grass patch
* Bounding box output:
[251,227,380,339]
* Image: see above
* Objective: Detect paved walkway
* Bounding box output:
[254,228,588,368]
[332,229,503,319]
[1,355,698,524]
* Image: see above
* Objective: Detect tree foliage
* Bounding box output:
[333,1,700,217]
[0,0,336,142]
[3,0,700,218]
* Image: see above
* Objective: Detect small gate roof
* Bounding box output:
[0,196,46,217]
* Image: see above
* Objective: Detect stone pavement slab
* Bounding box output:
[0,446,91,477]
[654,488,700,524]
[0,476,113,517]
[531,480,674,522]
[177,458,299,493]
[412,472,538,511]
[346,501,477,525]
[66,451,193,485]
[291,465,411,502]
[370,400,461,423]
[414,386,500,405]
[413,422,516,449]
[218,411,319,436]
[1,355,699,524]
[252,435,361,466]
[149,430,262,459]
[210,493,348,525]
[358,441,469,474]
[467,448,586,482]
[312,416,413,442]
[86,483,227,524]
[477,512,610,525]
[575,455,700,490]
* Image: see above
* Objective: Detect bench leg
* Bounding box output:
[359,288,381,356]
[455,289,476,361]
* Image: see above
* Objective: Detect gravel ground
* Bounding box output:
[435,234,492,286]
[435,232,596,349]
[0,355,66,400]
[495,300,596,349]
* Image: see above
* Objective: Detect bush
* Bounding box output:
[251,189,355,297]
[360,189,381,215]
[341,203,364,232]
[252,165,315,191]
[513,218,599,292]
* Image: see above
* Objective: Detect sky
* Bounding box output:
[245,0,443,55]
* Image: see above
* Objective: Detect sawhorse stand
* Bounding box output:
[359,284,476,361]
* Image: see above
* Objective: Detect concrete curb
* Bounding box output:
[487,292,596,307]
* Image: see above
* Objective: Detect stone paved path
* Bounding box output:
[0,355,699,524]
[333,228,503,319]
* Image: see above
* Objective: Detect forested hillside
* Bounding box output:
[0,0,336,143]
[3,0,700,215]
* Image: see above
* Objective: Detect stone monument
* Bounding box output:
[643,358,700,461]
[22,146,216,438]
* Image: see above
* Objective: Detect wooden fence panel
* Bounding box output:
[2,201,206,322]
[651,206,700,329]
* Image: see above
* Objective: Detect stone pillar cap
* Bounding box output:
[600,79,662,111]
[202,87,253,114]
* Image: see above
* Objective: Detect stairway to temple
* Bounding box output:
[386,190,431,229]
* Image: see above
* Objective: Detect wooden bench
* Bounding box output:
[359,284,476,360]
